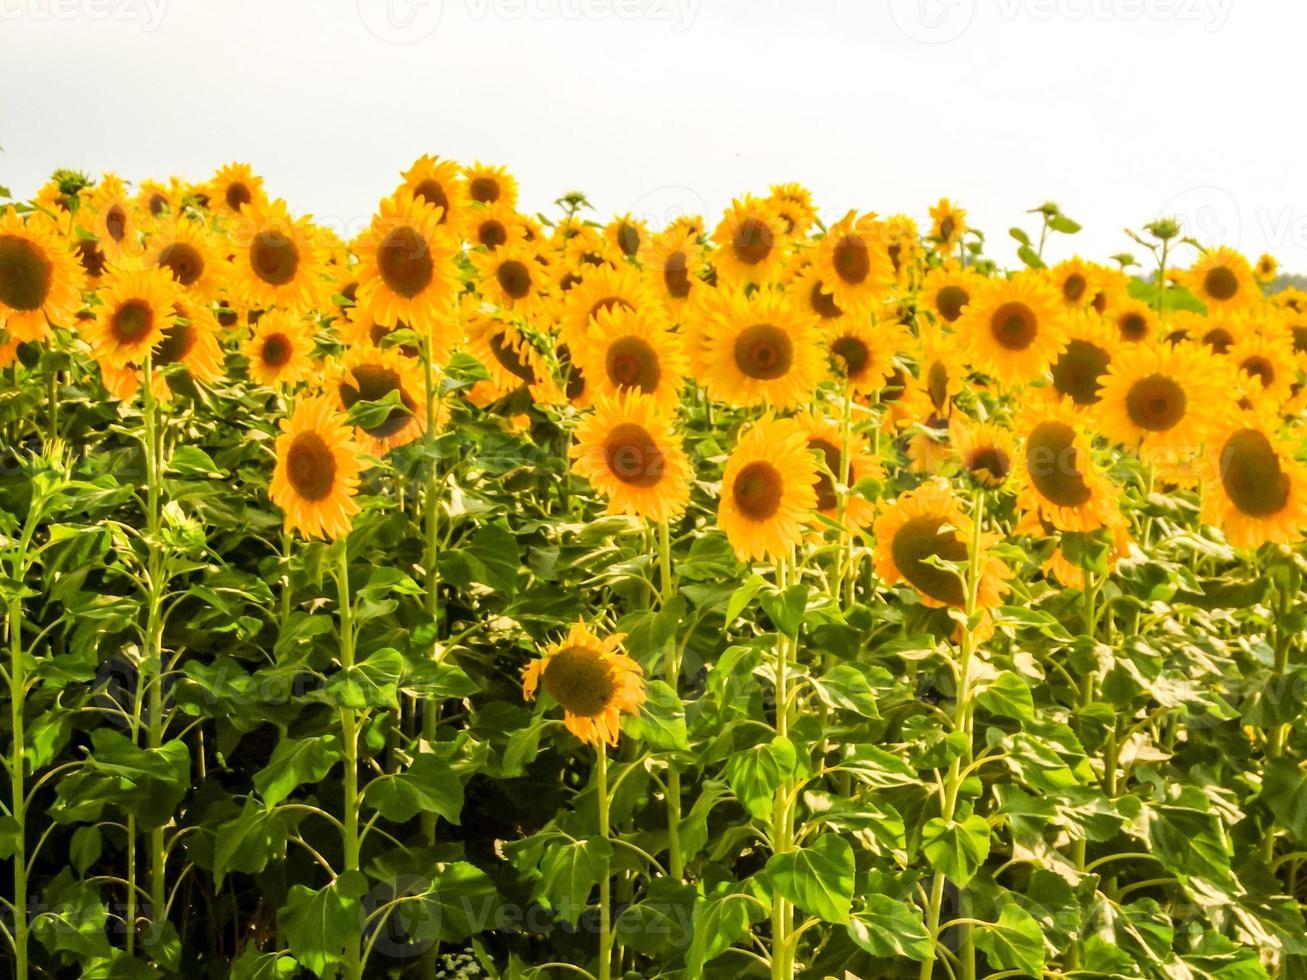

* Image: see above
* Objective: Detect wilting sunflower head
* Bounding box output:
[0,208,86,343]
[1203,412,1307,549]
[958,272,1068,388]
[570,390,692,524]
[710,196,787,287]
[522,620,644,748]
[1183,246,1258,312]
[718,414,819,562]
[701,287,824,409]
[270,394,362,541]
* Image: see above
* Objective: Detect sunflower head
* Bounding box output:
[718,415,818,562]
[1203,412,1307,549]
[245,309,315,388]
[0,208,87,342]
[400,154,468,234]
[710,196,787,286]
[463,161,519,209]
[577,303,686,415]
[950,417,1015,489]
[929,198,967,252]
[701,287,824,409]
[522,620,644,747]
[88,264,184,370]
[1014,398,1116,532]
[209,162,266,216]
[270,395,363,540]
[958,272,1067,388]
[356,190,461,330]
[1183,247,1257,312]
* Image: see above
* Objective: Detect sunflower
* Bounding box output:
[603,214,649,264]
[570,391,692,523]
[471,240,549,317]
[557,263,662,350]
[644,227,703,312]
[75,237,110,288]
[794,411,881,531]
[811,211,896,316]
[1048,258,1101,311]
[86,175,141,261]
[230,198,328,311]
[1182,247,1258,312]
[717,415,818,562]
[768,183,817,237]
[270,395,362,540]
[399,154,467,235]
[710,196,788,287]
[0,209,86,342]
[209,163,265,217]
[143,216,224,302]
[872,480,1008,614]
[1013,397,1118,532]
[1254,253,1278,284]
[794,264,847,324]
[929,198,967,254]
[463,161,518,208]
[883,215,924,290]
[1107,297,1161,345]
[324,346,430,455]
[86,265,183,369]
[920,265,980,329]
[1049,312,1116,407]
[950,417,1016,489]
[957,272,1067,387]
[904,326,967,418]
[463,304,558,404]
[136,178,183,219]
[576,303,687,415]
[825,314,910,396]
[1229,331,1294,408]
[354,190,460,332]
[522,620,644,747]
[700,288,824,409]
[244,309,315,388]
[1095,341,1230,461]
[155,298,224,387]
[1202,411,1307,549]
[468,201,527,255]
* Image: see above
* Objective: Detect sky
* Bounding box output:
[2,0,1303,272]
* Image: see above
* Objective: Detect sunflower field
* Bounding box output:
[2,161,1307,980]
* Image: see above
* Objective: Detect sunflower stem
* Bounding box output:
[657,520,684,881]
[771,552,795,980]
[596,744,612,980]
[1263,569,1294,865]
[334,543,364,980]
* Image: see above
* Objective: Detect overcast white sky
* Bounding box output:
[2,0,1303,271]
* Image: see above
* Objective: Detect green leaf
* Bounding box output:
[536,836,612,925]
[71,825,102,875]
[231,944,299,980]
[278,871,368,979]
[976,671,1035,723]
[725,573,767,624]
[809,663,880,718]
[725,736,797,821]
[467,522,520,596]
[1049,214,1082,234]
[766,834,855,924]
[1261,758,1307,843]
[628,679,688,750]
[759,582,808,639]
[213,800,293,885]
[326,648,404,709]
[394,862,499,944]
[974,904,1046,976]
[846,895,932,961]
[253,735,341,808]
[921,813,990,886]
[364,752,464,825]
[685,884,758,974]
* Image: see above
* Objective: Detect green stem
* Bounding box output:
[335,546,363,980]
[597,745,612,980]
[658,520,684,882]
[771,554,794,980]
[1263,575,1294,865]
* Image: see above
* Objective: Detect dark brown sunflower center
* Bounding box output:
[1220,428,1289,518]
[663,252,691,298]
[156,318,196,365]
[261,333,292,367]
[111,299,155,346]
[76,238,107,279]
[990,301,1038,351]
[477,220,507,250]
[602,422,666,488]
[285,431,336,502]
[496,259,532,300]
[616,223,640,258]
[0,234,53,311]
[1292,325,1307,354]
[158,242,204,286]
[832,235,870,285]
[927,361,950,411]
[935,284,968,322]
[469,177,500,204]
[939,217,956,242]
[490,331,536,384]
[890,514,967,607]
[105,205,127,242]
[541,646,615,717]
[732,460,784,521]
[1240,356,1274,387]
[733,323,792,380]
[1050,339,1110,406]
[1125,374,1186,432]
[967,446,1011,485]
[377,226,434,298]
[558,344,586,400]
[225,182,253,212]
[1202,328,1233,354]
[341,363,415,438]
[1026,420,1093,507]
[831,335,870,379]
[250,230,299,287]
[732,217,773,266]
[810,281,843,319]
[148,193,168,217]
[605,336,660,393]
[1062,273,1087,303]
[809,438,842,512]
[1204,265,1239,301]
[1118,312,1147,341]
[412,179,449,220]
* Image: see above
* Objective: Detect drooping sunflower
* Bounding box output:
[957,272,1067,387]
[794,411,881,531]
[604,214,649,264]
[768,183,817,237]
[811,211,896,316]
[244,309,316,388]
[354,190,461,332]
[270,394,362,540]
[1013,397,1118,532]
[717,414,818,562]
[463,161,518,208]
[1106,297,1161,345]
[1095,341,1231,461]
[522,620,644,747]
[1048,258,1101,311]
[86,265,183,369]
[920,264,980,330]
[825,314,910,396]
[87,175,142,261]
[1182,246,1258,313]
[1202,411,1307,549]
[700,288,824,409]
[230,198,329,311]
[928,198,967,254]
[324,346,430,456]
[570,391,692,523]
[710,196,788,287]
[576,303,687,415]
[209,162,266,217]
[143,216,225,302]
[155,298,224,388]
[872,480,1008,614]
[471,240,549,317]
[1049,312,1116,407]
[0,208,86,342]
[399,154,467,235]
[950,417,1016,490]
[644,226,704,313]
[902,326,967,419]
